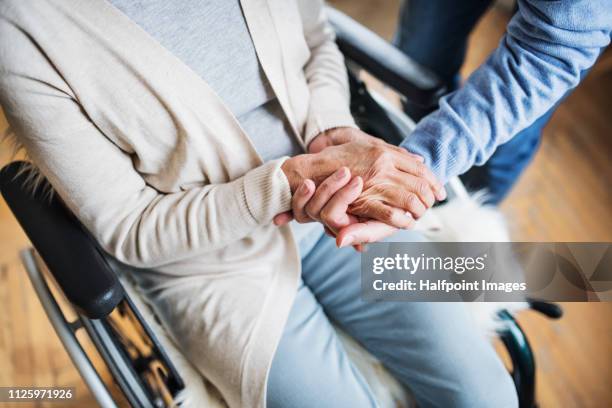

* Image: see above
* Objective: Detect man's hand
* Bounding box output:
[281,127,446,228]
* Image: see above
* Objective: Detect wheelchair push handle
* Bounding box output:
[326,6,448,117]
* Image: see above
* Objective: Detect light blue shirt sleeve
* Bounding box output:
[400,0,612,183]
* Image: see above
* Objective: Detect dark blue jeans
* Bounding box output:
[395,0,552,204]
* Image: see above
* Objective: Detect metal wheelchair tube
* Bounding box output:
[81,316,154,408]
[21,248,118,408]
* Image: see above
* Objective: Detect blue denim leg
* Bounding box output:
[267,227,378,408]
[266,278,379,408]
[394,0,494,87]
[268,229,518,407]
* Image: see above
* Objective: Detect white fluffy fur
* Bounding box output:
[1,128,54,200]
[416,196,528,335]
[120,196,527,408]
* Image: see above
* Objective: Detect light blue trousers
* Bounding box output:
[267,227,518,408]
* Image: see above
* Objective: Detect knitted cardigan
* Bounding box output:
[0,0,356,406]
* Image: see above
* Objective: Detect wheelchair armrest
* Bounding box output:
[0,162,124,319]
[327,7,447,113]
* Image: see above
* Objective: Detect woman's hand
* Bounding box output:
[274,168,399,251]
[281,127,446,228]
[274,167,361,229]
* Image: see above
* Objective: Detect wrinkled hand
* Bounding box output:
[281,128,445,227]
[278,127,445,246]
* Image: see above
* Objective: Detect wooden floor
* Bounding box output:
[1,2,611,407]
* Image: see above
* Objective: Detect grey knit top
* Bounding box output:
[108,0,304,161]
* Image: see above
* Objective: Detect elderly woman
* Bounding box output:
[0,0,517,407]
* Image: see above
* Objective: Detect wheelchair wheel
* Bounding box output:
[22,248,184,408]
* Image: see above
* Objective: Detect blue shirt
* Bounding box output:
[401,0,612,183]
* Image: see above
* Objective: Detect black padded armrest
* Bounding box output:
[327,7,447,113]
[0,162,124,319]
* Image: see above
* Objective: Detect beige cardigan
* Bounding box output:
[0,0,356,406]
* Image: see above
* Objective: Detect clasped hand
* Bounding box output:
[277,127,446,250]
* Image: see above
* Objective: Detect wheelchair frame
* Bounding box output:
[21,249,183,408]
[1,8,562,408]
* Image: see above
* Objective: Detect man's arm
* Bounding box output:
[401,0,611,183]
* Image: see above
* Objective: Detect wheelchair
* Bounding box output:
[0,8,562,408]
